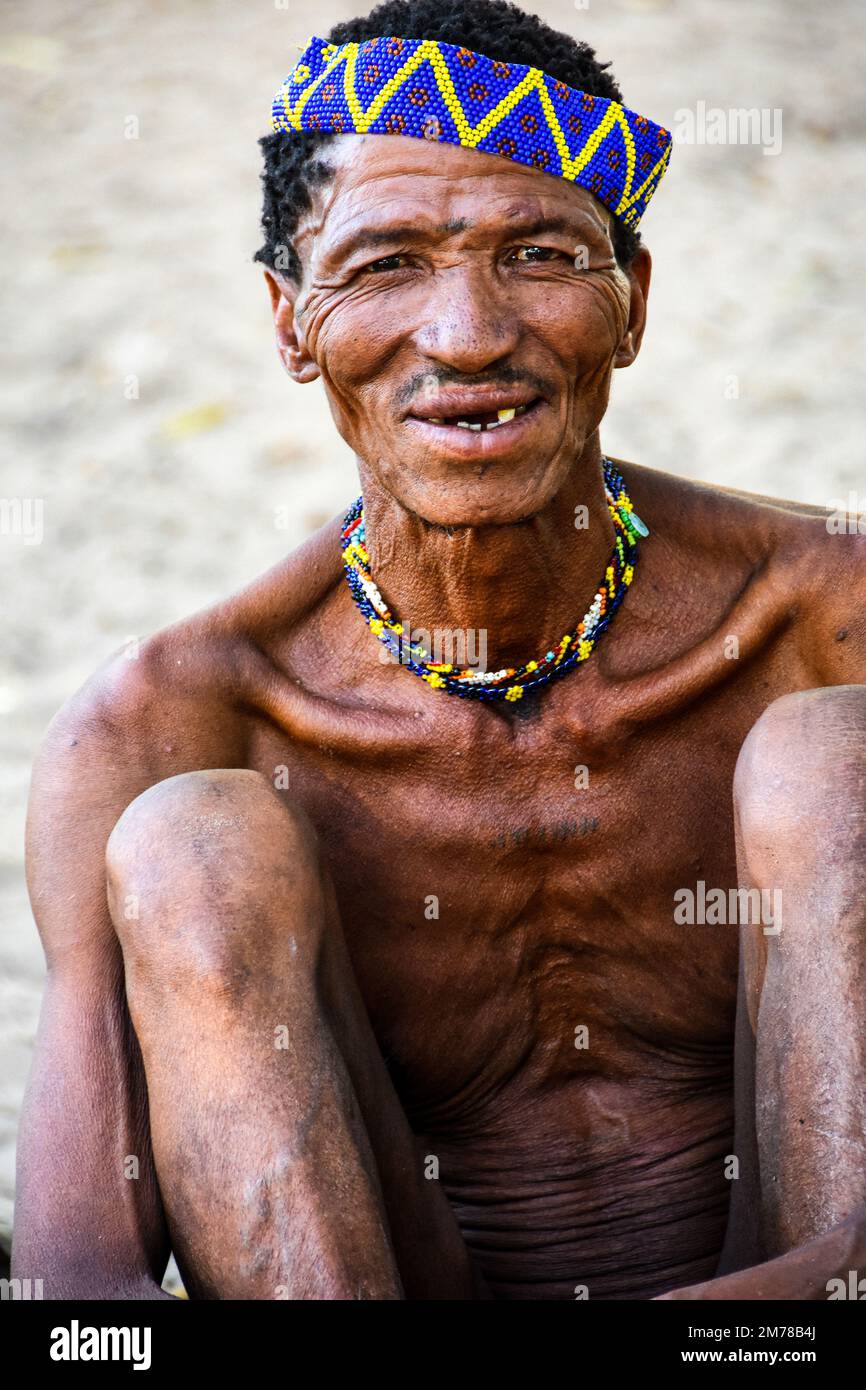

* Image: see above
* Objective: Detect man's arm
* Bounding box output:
[12,640,249,1298]
[12,669,178,1298]
[661,677,866,1301]
[655,1212,866,1300]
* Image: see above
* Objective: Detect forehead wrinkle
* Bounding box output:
[317,191,608,261]
[312,137,582,211]
[298,140,616,273]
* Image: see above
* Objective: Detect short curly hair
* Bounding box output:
[254,0,641,281]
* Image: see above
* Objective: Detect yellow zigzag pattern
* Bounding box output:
[276,39,670,219]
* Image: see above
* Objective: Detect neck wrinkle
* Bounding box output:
[355,445,617,671]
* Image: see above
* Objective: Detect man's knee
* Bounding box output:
[106,768,326,986]
[735,685,866,883]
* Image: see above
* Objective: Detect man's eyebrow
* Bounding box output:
[504,213,607,241]
[328,212,602,262]
[505,214,592,239]
[329,222,468,260]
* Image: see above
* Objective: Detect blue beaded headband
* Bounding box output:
[271,35,672,229]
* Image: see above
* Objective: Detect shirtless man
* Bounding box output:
[12,0,866,1300]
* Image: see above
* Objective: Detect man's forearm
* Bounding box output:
[44,1275,177,1301]
[86,1278,178,1301]
[11,1239,178,1301]
[655,1208,866,1300]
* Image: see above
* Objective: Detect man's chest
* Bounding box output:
[247,682,752,1109]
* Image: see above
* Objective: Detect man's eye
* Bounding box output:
[512,245,559,263]
[367,254,407,273]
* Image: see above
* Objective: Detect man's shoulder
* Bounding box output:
[626,458,844,527]
[50,513,347,762]
[623,460,866,679]
[624,459,866,571]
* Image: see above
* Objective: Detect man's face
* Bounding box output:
[278,133,650,527]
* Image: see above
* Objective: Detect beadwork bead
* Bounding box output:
[341,458,645,703]
[270,35,672,230]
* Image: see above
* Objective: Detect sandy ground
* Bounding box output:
[1,0,864,1266]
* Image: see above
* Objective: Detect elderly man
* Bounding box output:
[13,0,866,1300]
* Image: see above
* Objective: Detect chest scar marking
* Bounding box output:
[488,816,600,850]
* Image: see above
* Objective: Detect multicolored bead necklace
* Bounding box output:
[341,458,649,702]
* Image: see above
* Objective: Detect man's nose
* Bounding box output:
[414,265,521,373]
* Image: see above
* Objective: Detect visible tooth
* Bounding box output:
[426,416,445,425]
[486,417,503,429]
[497,407,516,422]
[468,422,482,431]
[456,420,471,429]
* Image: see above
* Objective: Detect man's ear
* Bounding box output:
[263,269,320,384]
[614,244,652,369]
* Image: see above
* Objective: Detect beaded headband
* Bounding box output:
[271,35,672,229]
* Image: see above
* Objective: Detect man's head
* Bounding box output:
[256,0,655,527]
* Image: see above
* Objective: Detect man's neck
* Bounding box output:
[356,438,617,672]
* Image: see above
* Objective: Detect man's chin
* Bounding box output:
[362,437,574,528]
[396,480,560,530]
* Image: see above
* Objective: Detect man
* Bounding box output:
[13,0,866,1300]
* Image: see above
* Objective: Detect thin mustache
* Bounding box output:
[395,368,553,410]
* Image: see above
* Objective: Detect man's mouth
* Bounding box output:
[413,398,542,433]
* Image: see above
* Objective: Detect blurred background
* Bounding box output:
[1,0,864,1266]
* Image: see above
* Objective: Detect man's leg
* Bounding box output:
[720,686,866,1276]
[106,769,480,1300]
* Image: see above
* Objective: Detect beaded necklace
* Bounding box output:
[341,458,648,702]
